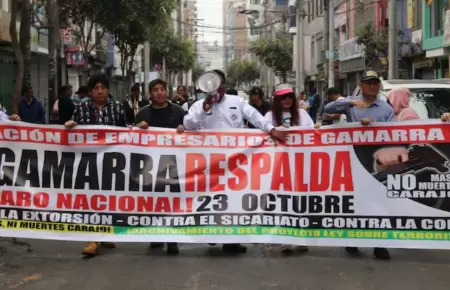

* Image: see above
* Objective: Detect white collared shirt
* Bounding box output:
[0,111,9,122]
[184,94,274,132]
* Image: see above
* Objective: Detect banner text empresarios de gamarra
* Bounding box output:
[0,123,447,147]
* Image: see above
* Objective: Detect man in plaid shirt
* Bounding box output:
[65,74,126,256]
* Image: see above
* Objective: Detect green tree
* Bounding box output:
[226,59,259,88]
[56,0,178,82]
[250,33,292,82]
[151,34,196,87]
[192,63,206,85]
[355,22,388,65]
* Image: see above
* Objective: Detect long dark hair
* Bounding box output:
[271,92,299,126]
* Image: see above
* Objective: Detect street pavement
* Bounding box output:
[1,239,450,290]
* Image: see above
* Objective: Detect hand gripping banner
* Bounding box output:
[1,120,450,249]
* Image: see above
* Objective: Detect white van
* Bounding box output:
[352,79,450,119]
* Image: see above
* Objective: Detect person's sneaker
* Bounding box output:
[100,242,116,249]
[345,247,360,255]
[223,244,247,253]
[82,242,99,256]
[166,243,179,255]
[149,242,164,249]
[373,247,391,260]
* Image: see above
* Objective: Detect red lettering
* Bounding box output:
[310,152,330,191]
[271,152,292,191]
[186,197,193,212]
[210,153,226,192]
[154,197,171,212]
[118,196,135,212]
[16,191,31,207]
[109,195,117,211]
[34,192,49,208]
[0,190,15,206]
[294,153,308,191]
[137,196,154,212]
[251,153,271,190]
[172,197,184,213]
[56,193,71,209]
[73,194,89,210]
[331,151,354,191]
[185,153,206,192]
[228,153,248,191]
[91,195,107,211]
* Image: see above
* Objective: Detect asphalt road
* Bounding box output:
[1,239,450,290]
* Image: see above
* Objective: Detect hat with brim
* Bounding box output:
[274,84,294,96]
[361,70,381,82]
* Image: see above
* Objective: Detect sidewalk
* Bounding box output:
[1,238,450,290]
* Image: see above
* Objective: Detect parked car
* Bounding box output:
[352,79,450,119]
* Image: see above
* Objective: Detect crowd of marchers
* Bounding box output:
[3,69,450,260]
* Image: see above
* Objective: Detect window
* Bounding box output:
[430,0,444,37]
[414,0,422,30]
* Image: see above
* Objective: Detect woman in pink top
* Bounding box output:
[387,88,420,121]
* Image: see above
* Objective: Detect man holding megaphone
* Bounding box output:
[184,69,288,254]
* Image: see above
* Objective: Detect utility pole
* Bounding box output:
[144,41,150,98]
[323,0,330,83]
[295,0,304,94]
[328,0,335,88]
[388,0,397,79]
[47,0,58,118]
[261,8,268,94]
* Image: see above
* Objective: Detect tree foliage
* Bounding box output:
[355,23,388,62]
[249,33,292,82]
[151,34,196,77]
[226,59,260,88]
[56,0,178,81]
[192,63,206,84]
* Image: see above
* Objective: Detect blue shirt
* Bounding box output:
[324,95,395,122]
[18,97,46,124]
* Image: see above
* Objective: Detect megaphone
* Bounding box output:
[196,71,221,99]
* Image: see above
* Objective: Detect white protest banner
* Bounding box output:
[1,121,450,249]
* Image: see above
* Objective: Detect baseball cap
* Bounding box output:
[248,86,264,97]
[274,83,294,96]
[361,70,381,82]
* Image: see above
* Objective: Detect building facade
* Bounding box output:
[223,0,248,71]
[422,0,449,78]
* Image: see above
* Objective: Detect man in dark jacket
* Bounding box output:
[135,78,185,255]
[19,86,46,124]
[246,86,270,128]
[123,84,149,125]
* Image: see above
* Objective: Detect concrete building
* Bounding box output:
[422,0,449,78]
[289,0,325,94]
[197,41,224,71]
[223,0,248,71]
